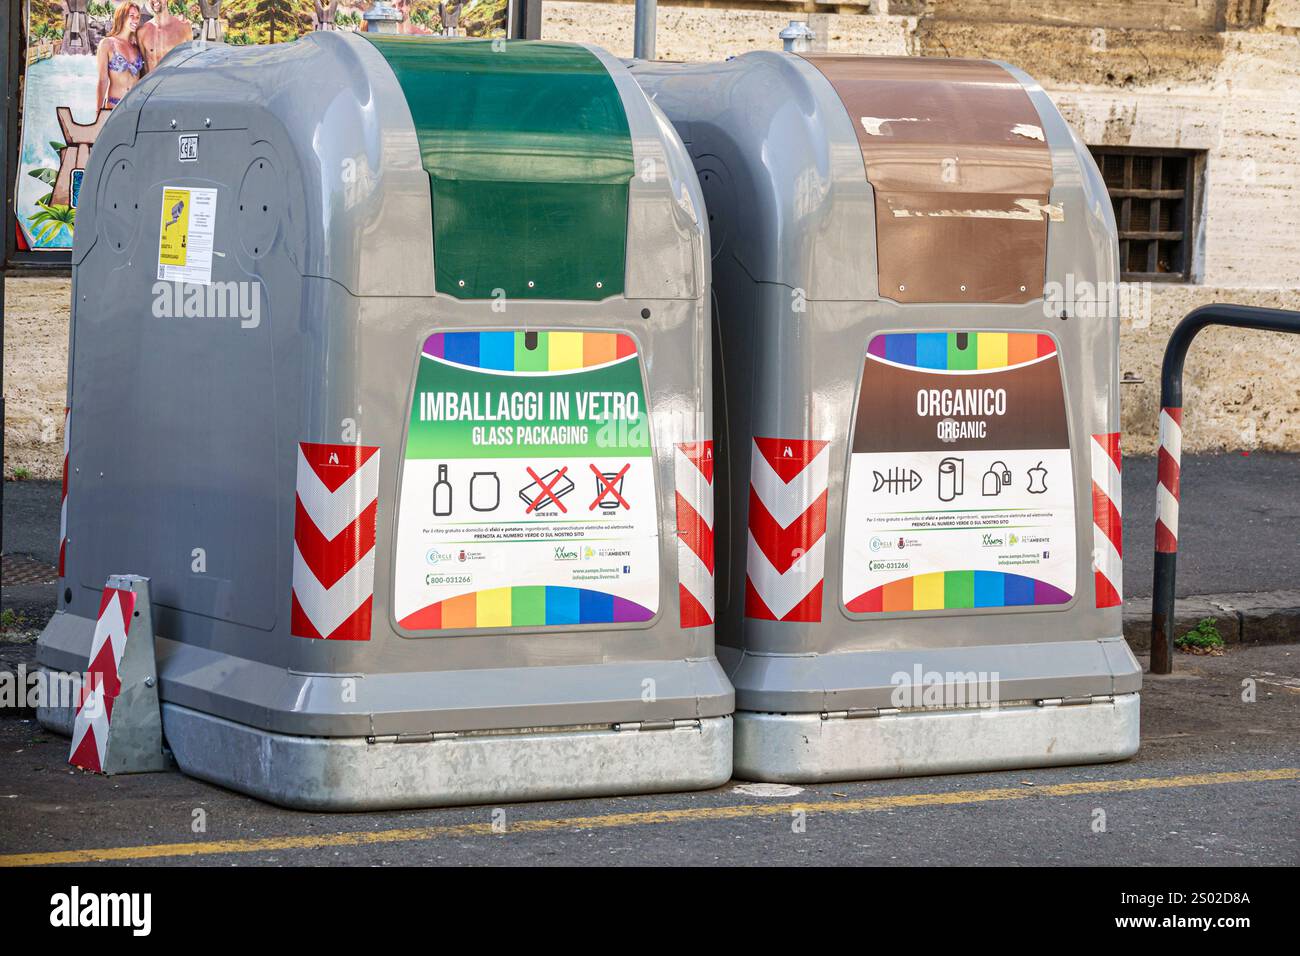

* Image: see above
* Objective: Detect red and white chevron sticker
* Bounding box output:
[744,437,829,622]
[59,407,69,577]
[675,440,715,628]
[1156,407,1182,555]
[291,442,380,641]
[1091,432,1123,608]
[69,587,137,773]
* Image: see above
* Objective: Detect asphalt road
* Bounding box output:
[1122,452,1299,598]
[0,644,1297,866]
[1,478,60,568]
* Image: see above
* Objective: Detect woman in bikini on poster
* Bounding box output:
[95,3,146,110]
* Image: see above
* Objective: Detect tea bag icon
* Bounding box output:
[982,461,1011,496]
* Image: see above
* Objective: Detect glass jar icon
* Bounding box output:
[470,471,500,512]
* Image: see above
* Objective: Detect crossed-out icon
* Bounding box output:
[523,466,570,514]
[590,463,631,511]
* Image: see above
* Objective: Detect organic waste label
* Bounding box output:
[156,186,217,285]
[394,330,660,630]
[842,331,1076,613]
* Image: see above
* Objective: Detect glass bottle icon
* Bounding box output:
[433,464,453,516]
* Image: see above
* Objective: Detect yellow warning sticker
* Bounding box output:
[156,185,217,285]
[157,187,190,267]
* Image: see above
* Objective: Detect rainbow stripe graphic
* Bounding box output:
[847,571,1070,613]
[399,586,654,631]
[423,331,637,372]
[867,332,1056,371]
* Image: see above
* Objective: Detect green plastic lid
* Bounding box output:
[363,36,634,301]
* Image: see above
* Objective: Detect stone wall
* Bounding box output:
[542,3,914,59]
[542,2,916,59]
[1128,287,1300,454]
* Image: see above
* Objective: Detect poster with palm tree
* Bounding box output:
[14,0,512,251]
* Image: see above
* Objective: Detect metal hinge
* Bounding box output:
[1037,694,1115,708]
[821,707,900,720]
[613,718,702,732]
[366,731,460,745]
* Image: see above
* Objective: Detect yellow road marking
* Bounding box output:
[2,768,1295,867]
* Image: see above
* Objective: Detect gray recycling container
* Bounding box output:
[37,33,732,809]
[633,53,1140,781]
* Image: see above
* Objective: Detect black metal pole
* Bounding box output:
[512,0,542,39]
[4,0,18,271]
[1151,304,1300,674]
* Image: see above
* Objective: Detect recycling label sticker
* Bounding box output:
[156,186,217,286]
[393,330,660,631]
[842,331,1076,614]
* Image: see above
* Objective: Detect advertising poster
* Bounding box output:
[394,330,661,632]
[842,331,1077,614]
[13,0,511,253]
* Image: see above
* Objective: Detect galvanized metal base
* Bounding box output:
[733,693,1139,783]
[35,675,733,811]
[36,670,78,738]
[156,704,732,811]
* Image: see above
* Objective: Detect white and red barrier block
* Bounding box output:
[291,442,381,641]
[675,440,715,628]
[69,575,166,775]
[1156,407,1182,555]
[1090,432,1123,608]
[744,437,829,623]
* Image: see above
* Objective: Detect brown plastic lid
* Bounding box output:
[801,55,1055,305]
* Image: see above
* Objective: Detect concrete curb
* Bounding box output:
[1123,590,1300,651]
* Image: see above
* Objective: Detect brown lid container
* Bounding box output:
[801,56,1055,305]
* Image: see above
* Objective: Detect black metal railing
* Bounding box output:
[1150,304,1300,674]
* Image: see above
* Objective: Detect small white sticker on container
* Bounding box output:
[178,134,199,162]
[157,186,218,286]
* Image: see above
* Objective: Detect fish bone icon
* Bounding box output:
[872,468,922,494]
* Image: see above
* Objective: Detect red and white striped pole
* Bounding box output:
[1155,408,1182,554]
[1150,405,1182,674]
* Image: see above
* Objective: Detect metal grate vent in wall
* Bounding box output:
[1090,146,1200,283]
